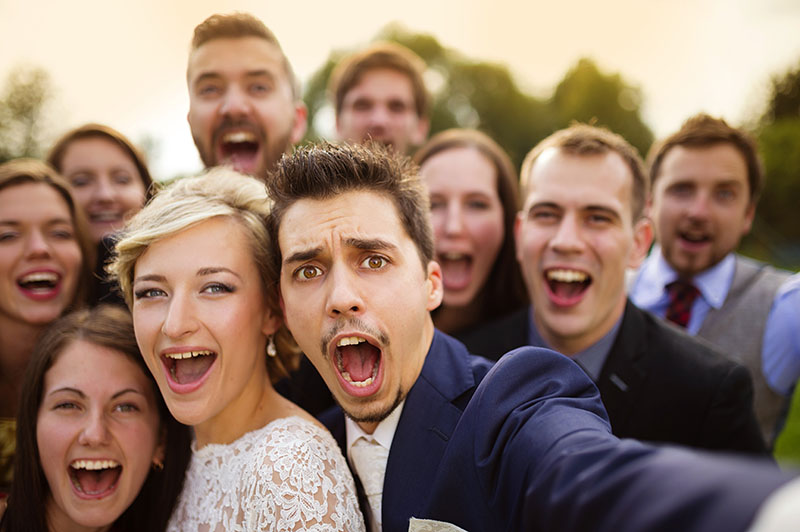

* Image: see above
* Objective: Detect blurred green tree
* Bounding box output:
[302,25,652,169]
[0,66,54,163]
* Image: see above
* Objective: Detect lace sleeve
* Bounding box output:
[241,419,366,532]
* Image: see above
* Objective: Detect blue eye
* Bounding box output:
[134,287,166,300]
[202,283,234,294]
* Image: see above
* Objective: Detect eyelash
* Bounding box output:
[134,288,165,300]
[202,282,234,294]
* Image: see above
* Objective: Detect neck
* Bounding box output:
[0,319,45,418]
[534,296,626,357]
[433,292,487,334]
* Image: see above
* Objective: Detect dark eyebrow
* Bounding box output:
[133,274,166,285]
[284,246,323,265]
[344,237,396,252]
[112,388,145,399]
[49,387,85,398]
[526,201,562,213]
[584,205,622,220]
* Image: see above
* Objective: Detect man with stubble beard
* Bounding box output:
[186,12,307,180]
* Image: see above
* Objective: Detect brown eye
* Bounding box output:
[362,256,387,270]
[295,265,322,280]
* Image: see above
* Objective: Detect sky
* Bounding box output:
[2,0,800,179]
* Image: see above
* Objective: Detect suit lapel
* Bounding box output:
[382,332,482,532]
[596,301,648,434]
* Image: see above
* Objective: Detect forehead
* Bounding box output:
[345,68,416,102]
[136,217,255,274]
[187,36,289,83]
[422,146,497,194]
[525,148,633,209]
[61,137,133,165]
[0,182,71,220]
[278,190,414,256]
[658,144,748,185]
[45,339,150,394]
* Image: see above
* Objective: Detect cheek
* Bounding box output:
[57,244,84,281]
[36,415,70,484]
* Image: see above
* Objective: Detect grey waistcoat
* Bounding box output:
[698,254,791,445]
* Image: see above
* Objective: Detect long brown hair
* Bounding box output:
[1,305,190,532]
[415,129,529,329]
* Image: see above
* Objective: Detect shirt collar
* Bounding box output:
[345,400,405,461]
[527,306,623,382]
[634,244,734,310]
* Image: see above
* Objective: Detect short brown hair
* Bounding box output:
[189,12,300,99]
[267,142,434,272]
[520,123,648,221]
[647,113,763,204]
[47,123,156,200]
[329,42,429,118]
[415,129,528,321]
[0,158,95,308]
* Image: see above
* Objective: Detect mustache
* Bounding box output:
[320,317,389,357]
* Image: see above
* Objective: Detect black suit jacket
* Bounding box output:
[460,300,767,454]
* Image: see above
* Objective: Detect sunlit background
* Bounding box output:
[2,0,800,179]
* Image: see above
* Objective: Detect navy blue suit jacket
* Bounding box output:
[423,348,791,532]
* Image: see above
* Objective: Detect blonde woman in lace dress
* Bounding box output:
[109,169,365,532]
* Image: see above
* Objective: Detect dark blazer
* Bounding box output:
[460,300,767,454]
[423,349,791,532]
[319,331,495,532]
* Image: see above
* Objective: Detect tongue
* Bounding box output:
[551,281,587,299]
[74,468,120,495]
[441,258,471,290]
[340,344,379,382]
[173,355,215,384]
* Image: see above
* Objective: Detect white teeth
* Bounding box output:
[90,212,122,222]
[223,131,256,143]
[20,272,58,284]
[340,371,376,387]
[71,459,120,470]
[165,350,214,360]
[337,336,366,347]
[546,269,588,283]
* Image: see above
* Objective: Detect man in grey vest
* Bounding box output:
[629,113,791,445]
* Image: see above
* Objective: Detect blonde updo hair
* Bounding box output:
[108,167,298,381]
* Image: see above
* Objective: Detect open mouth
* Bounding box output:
[88,211,123,224]
[17,271,60,295]
[678,230,711,247]
[163,350,217,387]
[69,459,121,498]
[438,252,473,291]
[544,268,591,306]
[332,335,383,395]
[216,130,262,173]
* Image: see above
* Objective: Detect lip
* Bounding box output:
[677,233,712,253]
[328,332,385,398]
[542,266,591,308]
[16,268,62,301]
[159,345,217,395]
[213,126,263,174]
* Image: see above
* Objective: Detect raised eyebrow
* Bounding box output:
[112,388,145,400]
[243,69,276,81]
[344,237,396,252]
[284,246,324,266]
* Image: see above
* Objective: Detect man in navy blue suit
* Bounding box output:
[266,141,791,532]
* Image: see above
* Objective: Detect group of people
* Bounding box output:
[1,9,799,532]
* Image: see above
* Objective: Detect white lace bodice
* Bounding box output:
[168,416,365,532]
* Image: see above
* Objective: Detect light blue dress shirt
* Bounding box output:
[762,273,800,396]
[629,244,734,335]
[630,246,798,396]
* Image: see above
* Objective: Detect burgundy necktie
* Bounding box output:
[665,280,699,328]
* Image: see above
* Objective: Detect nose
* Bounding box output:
[549,213,585,254]
[325,265,364,317]
[161,292,199,338]
[220,85,250,118]
[24,229,52,259]
[91,177,115,203]
[78,409,111,447]
[367,105,390,129]
[686,190,711,221]
[443,202,464,236]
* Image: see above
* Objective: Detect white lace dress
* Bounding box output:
[167,416,365,532]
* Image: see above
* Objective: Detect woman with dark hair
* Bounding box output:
[0,305,190,531]
[415,129,528,337]
[0,159,94,497]
[48,124,155,306]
